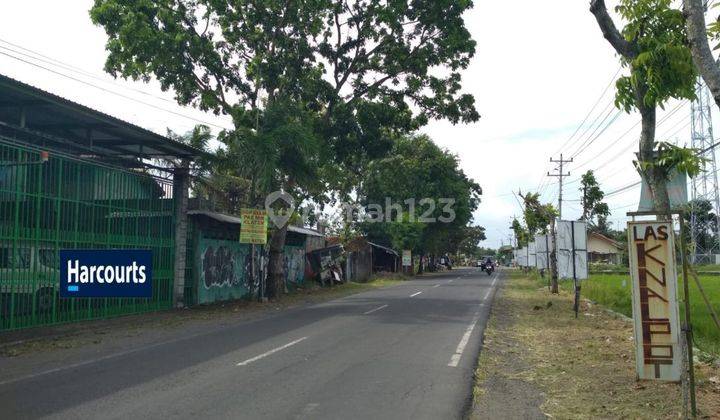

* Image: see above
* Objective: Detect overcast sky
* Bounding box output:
[0,1,712,248]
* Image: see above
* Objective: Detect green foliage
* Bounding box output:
[683,199,718,253]
[358,134,482,255]
[456,225,488,257]
[613,0,696,112]
[653,141,705,178]
[511,218,529,247]
[89,0,479,161]
[520,192,557,236]
[579,170,610,222]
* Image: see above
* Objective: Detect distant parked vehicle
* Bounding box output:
[0,244,60,316]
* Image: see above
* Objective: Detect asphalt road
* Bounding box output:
[0,267,501,420]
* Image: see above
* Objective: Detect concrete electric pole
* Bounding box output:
[548,154,573,219]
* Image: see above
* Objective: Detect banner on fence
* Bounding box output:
[627,221,682,381]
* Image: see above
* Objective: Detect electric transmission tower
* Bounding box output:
[690,78,720,263]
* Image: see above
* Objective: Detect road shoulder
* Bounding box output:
[470,270,720,419]
[0,276,404,359]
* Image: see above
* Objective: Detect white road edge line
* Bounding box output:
[448,273,498,367]
[448,311,481,367]
[432,284,440,288]
[363,304,388,315]
[410,291,422,297]
[237,337,308,366]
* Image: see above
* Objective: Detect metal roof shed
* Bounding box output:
[0,73,201,167]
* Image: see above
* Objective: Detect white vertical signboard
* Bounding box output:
[402,250,412,267]
[535,234,553,270]
[628,221,682,381]
[556,220,588,280]
[518,247,527,267]
[528,241,536,268]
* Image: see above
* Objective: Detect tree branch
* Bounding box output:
[684,0,720,109]
[589,0,636,58]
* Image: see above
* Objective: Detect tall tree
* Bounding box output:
[90,0,480,298]
[590,0,697,214]
[579,170,610,230]
[510,218,528,248]
[520,192,560,292]
[358,134,482,269]
[684,0,720,109]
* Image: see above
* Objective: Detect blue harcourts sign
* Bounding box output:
[59,250,152,298]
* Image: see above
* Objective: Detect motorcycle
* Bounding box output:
[482,262,494,276]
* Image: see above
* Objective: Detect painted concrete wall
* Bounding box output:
[284,245,305,289]
[194,234,309,304]
[196,237,252,304]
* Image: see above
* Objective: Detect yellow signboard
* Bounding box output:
[627,221,682,381]
[240,208,268,244]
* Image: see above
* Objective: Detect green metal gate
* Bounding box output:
[0,139,175,330]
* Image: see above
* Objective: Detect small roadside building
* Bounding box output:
[587,231,624,264]
[342,237,399,282]
[185,209,325,305]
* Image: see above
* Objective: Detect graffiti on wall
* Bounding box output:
[197,238,251,304]
[284,246,305,287]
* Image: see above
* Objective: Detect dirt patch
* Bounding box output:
[471,283,546,419]
[471,271,720,419]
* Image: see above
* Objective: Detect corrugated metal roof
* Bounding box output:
[187,210,324,237]
[0,73,203,160]
[367,241,399,256]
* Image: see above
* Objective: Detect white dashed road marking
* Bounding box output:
[363,304,388,315]
[237,337,308,366]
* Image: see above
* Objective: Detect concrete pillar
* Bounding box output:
[173,165,190,308]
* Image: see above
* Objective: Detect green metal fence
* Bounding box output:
[0,138,175,331]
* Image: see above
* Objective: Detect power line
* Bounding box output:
[0,39,176,105]
[0,48,233,131]
[605,181,641,197]
[570,109,622,158]
[552,66,622,156]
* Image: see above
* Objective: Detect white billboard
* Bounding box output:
[535,234,553,270]
[528,241,536,268]
[556,220,588,280]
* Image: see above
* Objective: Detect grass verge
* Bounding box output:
[473,269,720,419]
[553,273,720,356]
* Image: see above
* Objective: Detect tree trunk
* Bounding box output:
[590,0,670,216]
[636,88,671,216]
[685,0,720,109]
[417,253,424,274]
[266,223,288,299]
[550,218,559,294]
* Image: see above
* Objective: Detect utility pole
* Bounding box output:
[548,154,573,219]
